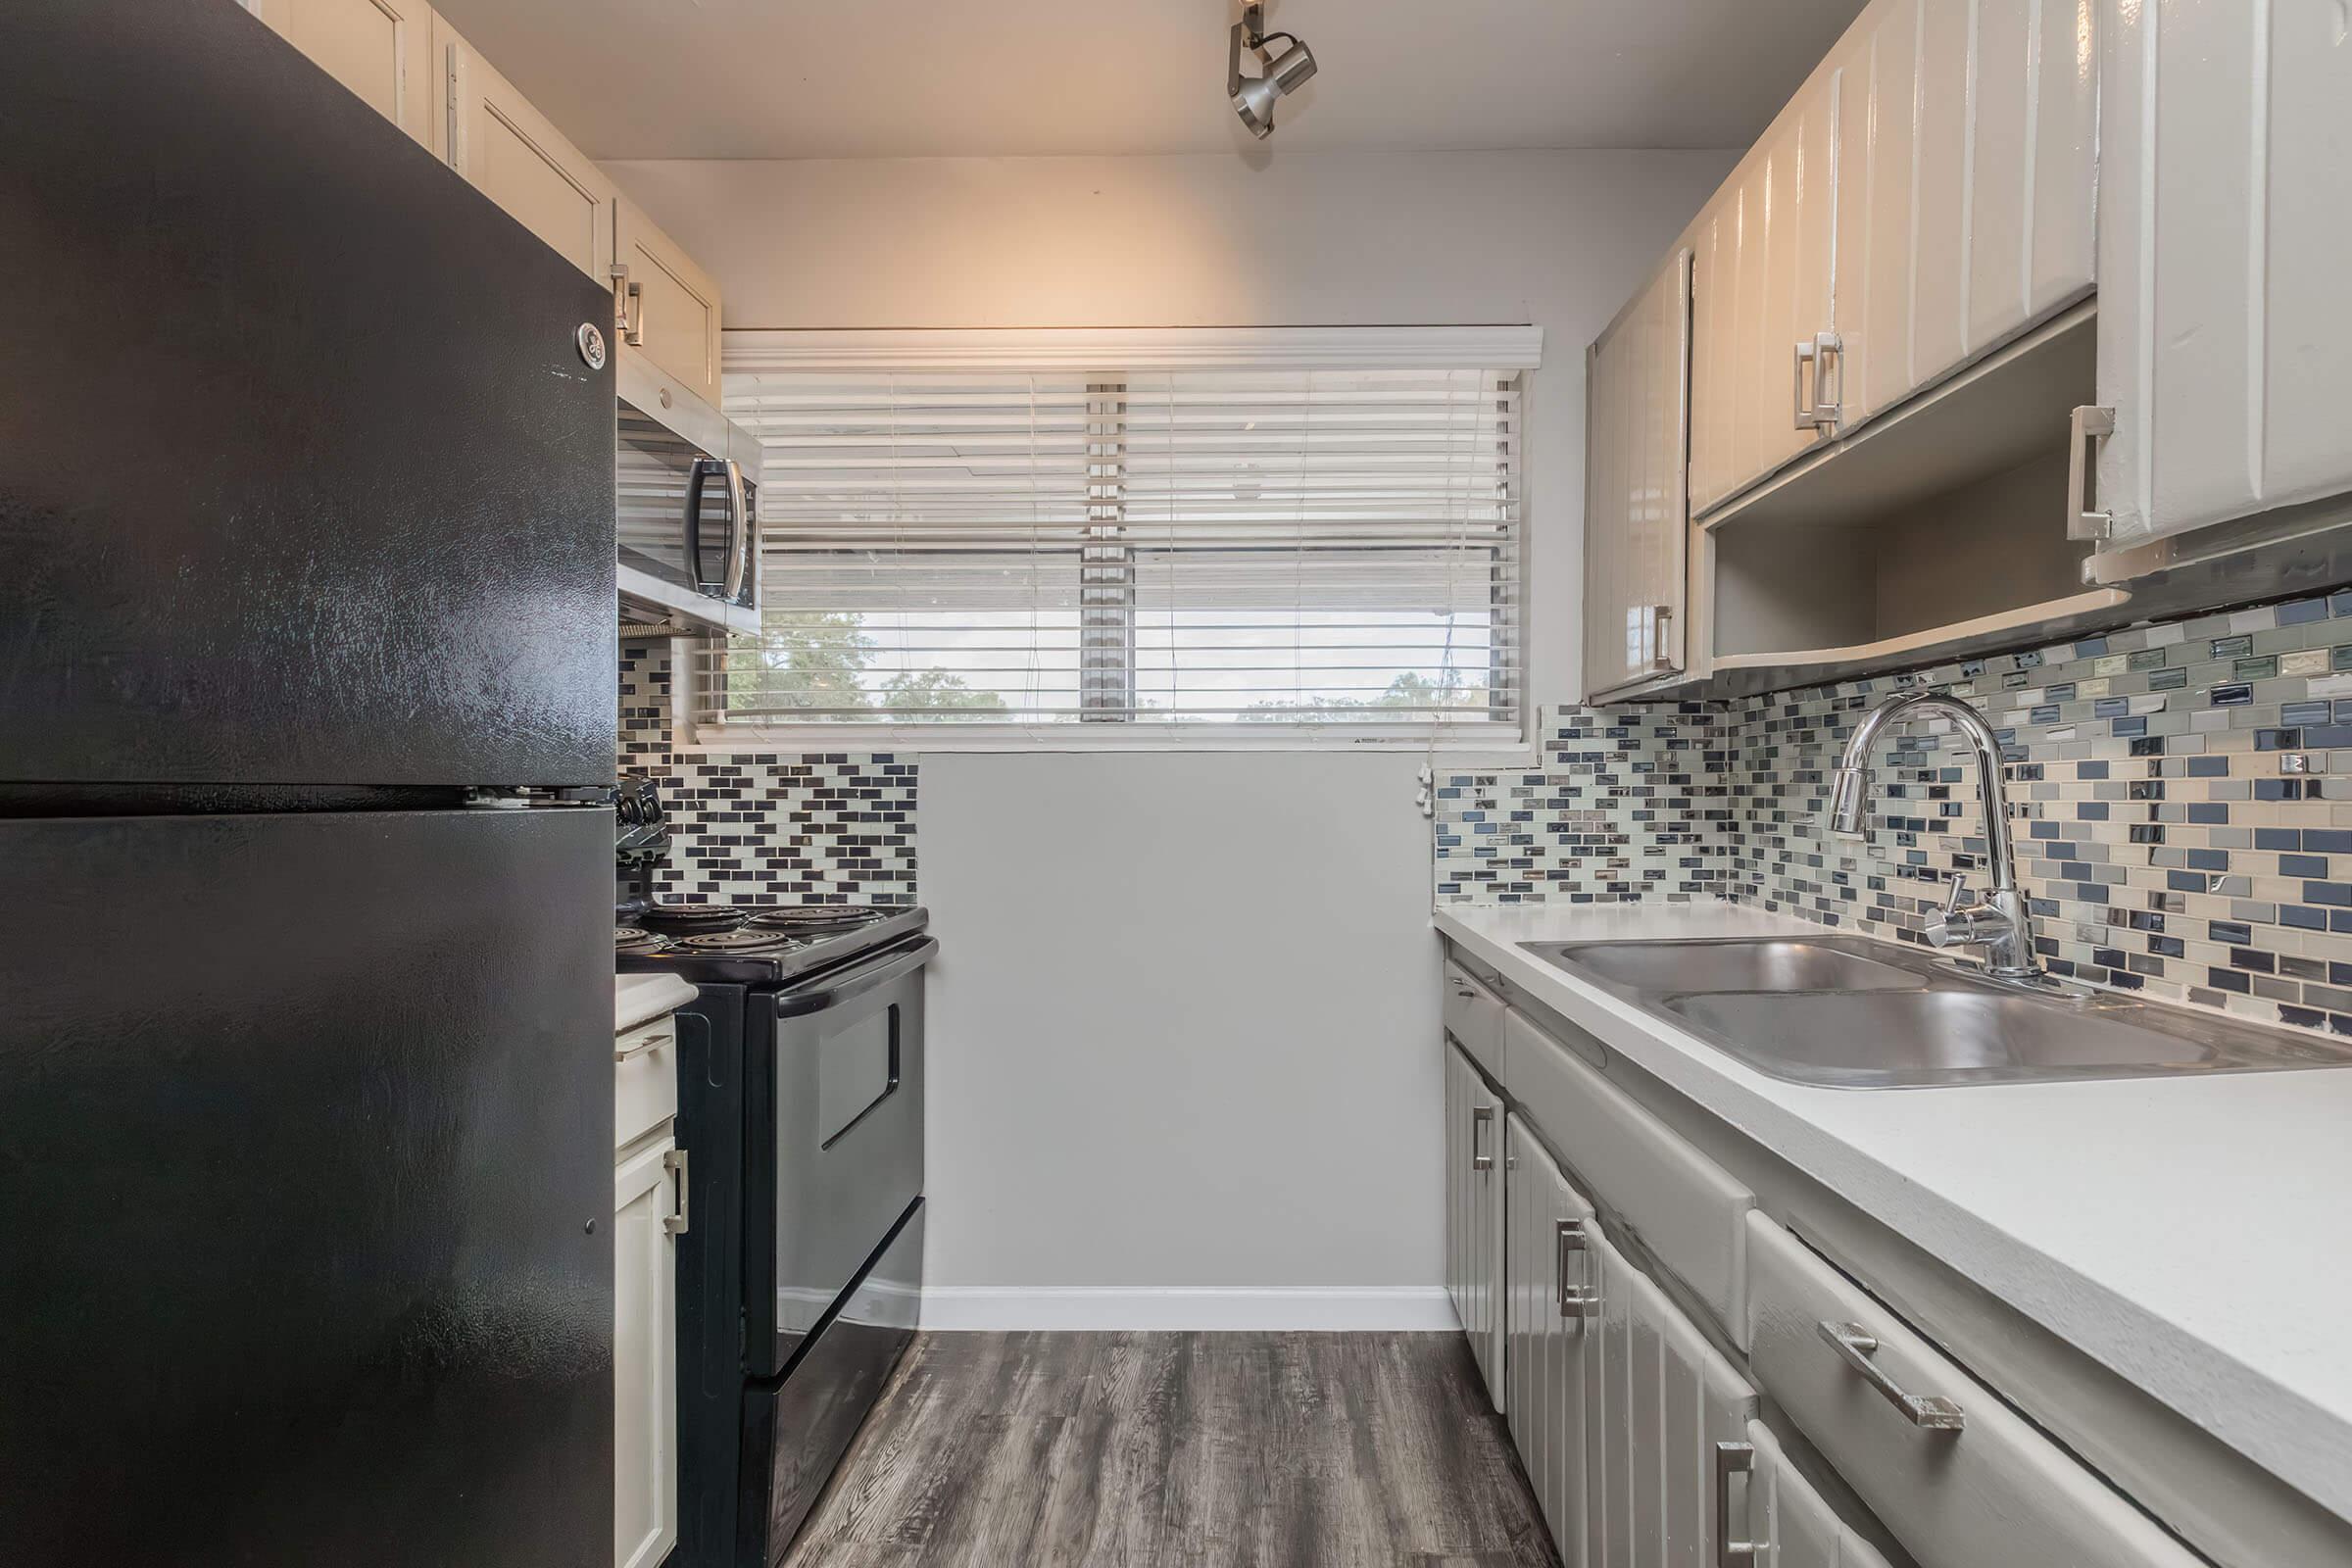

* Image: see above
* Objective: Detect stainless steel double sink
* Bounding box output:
[1519,935,2352,1089]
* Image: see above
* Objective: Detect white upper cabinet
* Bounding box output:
[1583,249,1692,700]
[613,196,725,409]
[245,0,435,146]
[1689,61,1838,517]
[2092,0,2352,548]
[1690,0,2099,519]
[428,14,614,282]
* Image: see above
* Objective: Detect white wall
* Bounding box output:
[609,149,1734,1324]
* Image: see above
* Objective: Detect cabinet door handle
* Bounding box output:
[614,1027,673,1062]
[1791,338,1817,430]
[2067,404,2116,540]
[1811,330,1842,430]
[1470,1104,1495,1172]
[611,264,645,346]
[1647,605,1676,672]
[1817,1320,1966,1429]
[1555,1217,1597,1319]
[663,1148,691,1236]
[1713,1441,1760,1567]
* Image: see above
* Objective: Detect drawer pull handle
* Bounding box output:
[1712,1441,1759,1567]
[1470,1104,1495,1172]
[1556,1218,1597,1320]
[614,1028,673,1062]
[1817,1320,1966,1430]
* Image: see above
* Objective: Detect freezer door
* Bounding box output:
[0,0,615,790]
[0,808,613,1567]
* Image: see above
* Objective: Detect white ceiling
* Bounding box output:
[429,0,1868,161]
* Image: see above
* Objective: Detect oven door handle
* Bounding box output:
[773,938,939,1019]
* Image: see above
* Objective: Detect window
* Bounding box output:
[698,328,1537,745]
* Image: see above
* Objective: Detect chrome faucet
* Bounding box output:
[1826,690,2043,981]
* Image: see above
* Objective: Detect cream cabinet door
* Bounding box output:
[614,1137,680,1568]
[2092,0,2352,547]
[1579,1220,1757,1567]
[1827,0,2095,430]
[613,197,724,409]
[1727,1419,1895,1568]
[245,0,435,146]
[1688,61,1838,517]
[1583,249,1692,701]
[428,15,613,282]
[1443,1039,1505,1408]
[1505,1116,1596,1564]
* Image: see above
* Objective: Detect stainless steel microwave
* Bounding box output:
[615,350,762,635]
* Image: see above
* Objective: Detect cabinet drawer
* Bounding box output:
[614,1015,680,1150]
[1443,959,1505,1079]
[1743,1215,2202,1568]
[1504,1013,1754,1342]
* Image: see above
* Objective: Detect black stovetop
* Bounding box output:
[614,902,929,987]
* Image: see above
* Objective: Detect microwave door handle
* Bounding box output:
[721,457,753,604]
[683,458,713,591]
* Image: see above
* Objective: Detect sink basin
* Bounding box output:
[1513,933,2352,1088]
[1663,987,2352,1089]
[1527,939,1926,996]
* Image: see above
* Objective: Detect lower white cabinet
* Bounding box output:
[1729,1418,1895,1568]
[1507,1114,1767,1568]
[1443,1038,1504,1407]
[613,1134,682,1568]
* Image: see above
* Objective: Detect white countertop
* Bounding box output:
[1436,901,2352,1525]
[615,972,695,1035]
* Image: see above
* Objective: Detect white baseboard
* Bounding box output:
[918,1286,1459,1332]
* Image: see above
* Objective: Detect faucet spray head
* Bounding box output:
[1828,766,1869,836]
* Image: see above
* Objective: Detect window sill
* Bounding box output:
[679,724,1537,761]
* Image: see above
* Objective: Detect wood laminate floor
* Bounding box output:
[781,1331,1560,1568]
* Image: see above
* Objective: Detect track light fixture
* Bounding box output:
[1229,2,1316,140]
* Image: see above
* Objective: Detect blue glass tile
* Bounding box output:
[2030,820,2058,839]
[2333,911,2352,934]
[2280,1005,2328,1029]
[2112,716,2149,738]
[2186,802,2229,824]
[2149,934,2185,956]
[2232,948,2277,972]
[2235,655,2280,681]
[2307,881,2352,907]
[2044,682,2078,703]
[2093,947,2127,968]
[2255,779,2306,801]
[2029,705,2060,724]
[2308,830,2352,854]
[2282,854,2330,878]
[2257,827,2302,850]
[2079,760,2110,779]
[2075,637,2109,658]
[2256,729,2303,750]
[2129,648,2169,672]
[2335,699,2352,724]
[2078,802,2110,821]
[2304,723,2352,748]
[2148,667,2189,691]
[2285,702,2334,726]
[2211,683,2254,707]
[2185,848,2230,871]
[2209,920,2256,945]
[2013,649,2044,670]
[2129,823,2166,844]
[2187,756,2229,777]
[2335,643,2352,671]
[2332,961,2352,987]
[2167,870,2205,892]
[2333,588,2352,617]
[2283,905,2328,930]
[2208,967,2252,994]
[2128,909,2167,932]
[2278,596,2330,625]
[2212,634,2254,659]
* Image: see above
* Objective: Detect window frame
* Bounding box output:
[690,325,1544,754]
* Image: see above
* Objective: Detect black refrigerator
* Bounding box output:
[1,4,620,1563]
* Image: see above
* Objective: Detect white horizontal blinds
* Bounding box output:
[708,362,1520,730]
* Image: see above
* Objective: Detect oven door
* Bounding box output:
[616,396,760,631]
[744,939,932,1380]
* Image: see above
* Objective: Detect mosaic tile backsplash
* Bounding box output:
[619,641,916,905]
[1434,591,2352,1039]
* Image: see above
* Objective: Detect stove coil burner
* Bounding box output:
[636,903,746,935]
[614,925,672,956]
[676,926,805,954]
[744,906,888,934]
